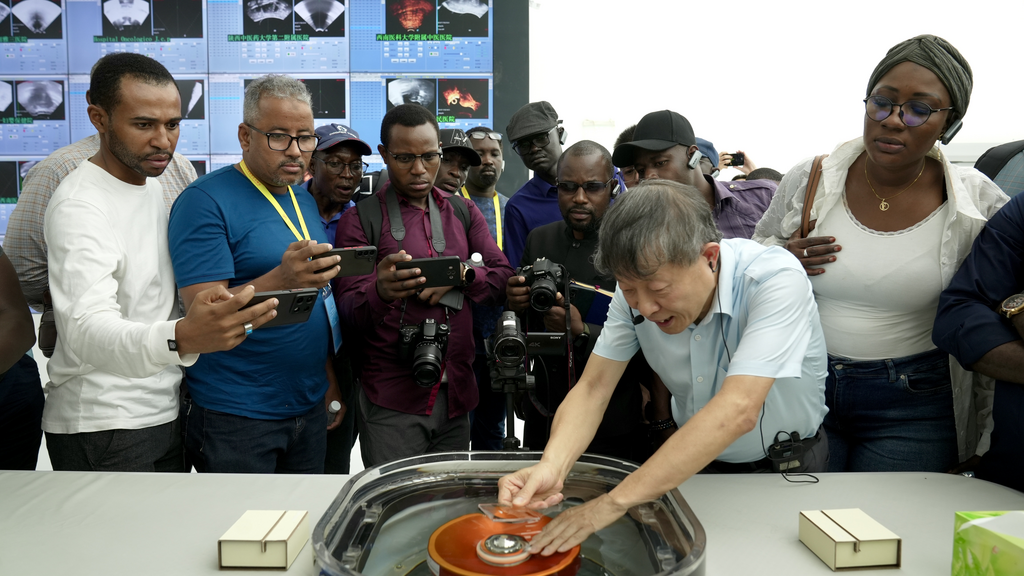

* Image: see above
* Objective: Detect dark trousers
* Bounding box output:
[182,396,326,474]
[357,385,469,468]
[325,349,358,474]
[46,419,184,472]
[469,353,505,450]
[0,354,43,470]
[978,380,1024,492]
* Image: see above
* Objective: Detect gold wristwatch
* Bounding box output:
[1000,293,1024,318]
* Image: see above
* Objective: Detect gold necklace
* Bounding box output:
[864,160,926,211]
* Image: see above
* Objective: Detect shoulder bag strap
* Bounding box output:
[801,154,828,238]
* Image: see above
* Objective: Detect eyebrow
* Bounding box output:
[266,127,314,134]
[131,115,183,123]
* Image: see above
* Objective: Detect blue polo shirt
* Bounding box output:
[300,179,354,242]
[503,175,560,271]
[593,239,828,463]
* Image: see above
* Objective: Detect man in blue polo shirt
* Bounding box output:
[168,74,343,474]
[498,180,828,555]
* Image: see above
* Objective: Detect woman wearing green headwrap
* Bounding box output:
[753,35,1008,472]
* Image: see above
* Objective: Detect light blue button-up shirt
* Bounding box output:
[593,238,828,463]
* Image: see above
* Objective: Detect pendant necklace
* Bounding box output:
[864,160,925,211]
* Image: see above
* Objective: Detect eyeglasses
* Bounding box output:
[512,127,555,155]
[247,124,320,152]
[468,131,502,142]
[317,157,368,175]
[556,178,614,196]
[863,95,954,127]
[385,148,442,167]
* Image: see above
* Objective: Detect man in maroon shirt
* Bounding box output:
[333,104,513,467]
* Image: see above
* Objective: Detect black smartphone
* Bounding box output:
[395,256,462,288]
[241,288,320,328]
[731,152,745,167]
[312,246,378,276]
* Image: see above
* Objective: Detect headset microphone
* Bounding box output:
[630,310,645,325]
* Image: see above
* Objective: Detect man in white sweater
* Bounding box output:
[42,53,279,472]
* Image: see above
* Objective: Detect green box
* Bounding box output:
[953,511,1024,576]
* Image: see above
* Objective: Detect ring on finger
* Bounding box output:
[243,322,254,336]
[802,249,808,258]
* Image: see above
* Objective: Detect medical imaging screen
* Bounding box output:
[207,0,348,74]
[349,0,491,73]
[0,77,69,155]
[188,157,207,176]
[65,0,207,74]
[0,157,46,243]
[0,0,68,74]
[208,73,349,154]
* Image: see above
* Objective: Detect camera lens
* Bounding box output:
[530,277,558,312]
[412,342,444,387]
[495,337,526,365]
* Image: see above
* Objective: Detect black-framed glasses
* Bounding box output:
[385,147,442,167]
[512,127,555,155]
[246,124,320,152]
[317,157,368,175]
[468,130,502,142]
[556,178,614,196]
[863,95,954,127]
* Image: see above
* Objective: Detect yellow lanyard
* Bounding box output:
[239,160,311,242]
[461,186,502,250]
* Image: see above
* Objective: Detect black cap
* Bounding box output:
[440,128,482,166]
[612,110,696,167]
[506,101,559,142]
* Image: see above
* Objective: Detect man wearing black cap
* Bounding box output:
[436,128,481,194]
[504,101,566,269]
[305,123,373,243]
[613,110,776,240]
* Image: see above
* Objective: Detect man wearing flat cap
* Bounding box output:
[613,110,776,240]
[435,128,482,195]
[306,123,373,242]
[503,101,567,269]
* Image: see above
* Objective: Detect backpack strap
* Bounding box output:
[357,188,473,250]
[448,194,472,236]
[801,154,828,238]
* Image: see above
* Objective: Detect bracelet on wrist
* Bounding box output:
[648,418,677,432]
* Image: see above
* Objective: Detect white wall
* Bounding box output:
[528,0,1024,176]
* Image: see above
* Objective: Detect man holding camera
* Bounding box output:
[506,141,648,461]
[498,180,828,555]
[613,110,775,240]
[333,104,512,467]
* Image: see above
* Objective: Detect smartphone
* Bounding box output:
[241,288,320,328]
[312,246,378,276]
[731,152,745,167]
[396,256,462,288]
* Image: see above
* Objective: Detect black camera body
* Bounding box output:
[486,311,565,393]
[398,318,450,387]
[518,258,565,312]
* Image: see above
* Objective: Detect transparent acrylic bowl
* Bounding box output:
[312,452,706,576]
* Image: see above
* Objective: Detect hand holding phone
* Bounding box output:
[312,246,378,276]
[395,256,462,289]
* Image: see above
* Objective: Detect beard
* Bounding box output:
[267,158,307,188]
[563,208,600,236]
[470,167,497,188]
[108,126,171,179]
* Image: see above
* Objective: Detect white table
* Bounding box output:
[0,470,1021,575]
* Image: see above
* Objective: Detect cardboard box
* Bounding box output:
[952,511,1024,576]
[218,510,309,569]
[799,509,901,571]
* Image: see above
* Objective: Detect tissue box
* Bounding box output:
[218,510,309,569]
[799,509,901,570]
[953,511,1024,576]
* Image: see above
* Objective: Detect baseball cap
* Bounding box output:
[695,137,719,168]
[506,101,559,142]
[315,123,372,155]
[440,128,482,166]
[611,110,696,167]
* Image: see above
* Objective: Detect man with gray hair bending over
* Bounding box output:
[497,180,829,556]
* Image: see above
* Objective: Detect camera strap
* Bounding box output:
[385,186,446,255]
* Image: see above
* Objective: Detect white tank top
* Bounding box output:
[810,196,948,360]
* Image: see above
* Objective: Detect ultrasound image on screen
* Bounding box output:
[0,162,17,202]
[0,3,12,29]
[19,160,37,186]
[176,79,205,119]
[385,0,434,35]
[437,78,487,119]
[0,81,12,116]
[437,0,487,37]
[102,0,150,36]
[303,78,345,119]
[293,0,344,37]
[243,0,292,36]
[153,0,203,38]
[12,0,62,39]
[386,78,435,114]
[15,80,63,119]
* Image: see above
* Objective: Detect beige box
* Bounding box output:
[218,510,309,569]
[799,508,901,571]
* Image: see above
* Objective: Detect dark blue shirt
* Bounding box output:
[503,176,560,272]
[301,179,354,242]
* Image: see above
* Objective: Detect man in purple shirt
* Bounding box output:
[333,104,513,467]
[612,110,776,240]
[503,101,566,269]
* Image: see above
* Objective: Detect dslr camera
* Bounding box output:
[518,258,565,312]
[398,318,450,387]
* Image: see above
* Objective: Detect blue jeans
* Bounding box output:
[182,396,326,474]
[823,348,958,472]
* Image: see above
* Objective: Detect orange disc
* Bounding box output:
[427,513,581,576]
